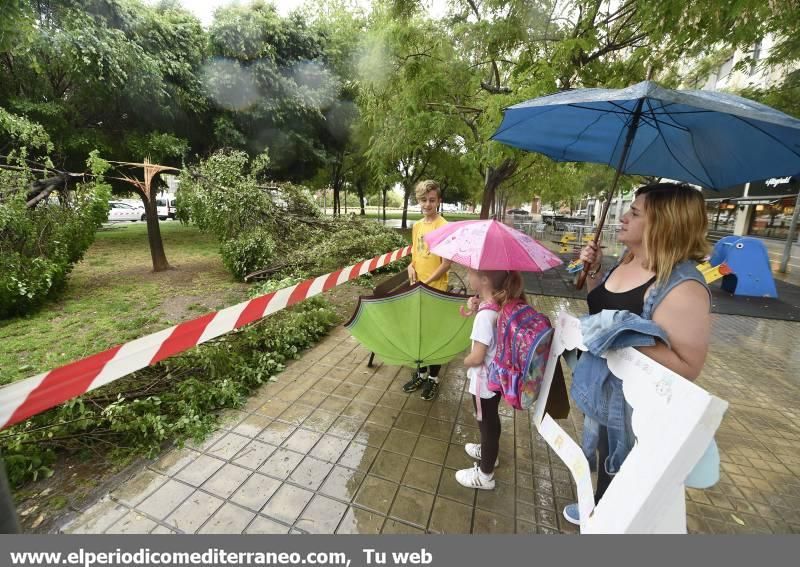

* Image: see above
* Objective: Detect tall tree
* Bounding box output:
[426,0,776,216]
[0,0,206,169]
[205,2,336,181]
[0,0,209,271]
[357,2,466,227]
[304,0,371,215]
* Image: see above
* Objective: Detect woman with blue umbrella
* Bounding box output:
[491,80,800,528]
[564,182,713,525]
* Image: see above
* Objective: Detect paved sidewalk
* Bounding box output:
[60,297,800,534]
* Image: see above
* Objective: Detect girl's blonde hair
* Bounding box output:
[624,182,709,283]
[415,180,441,201]
[478,270,527,307]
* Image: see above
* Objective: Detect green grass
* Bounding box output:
[0,222,250,385]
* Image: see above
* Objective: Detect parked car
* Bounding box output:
[107,201,146,222]
[156,196,177,220]
[506,208,531,216]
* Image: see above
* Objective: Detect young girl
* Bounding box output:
[456,269,526,490]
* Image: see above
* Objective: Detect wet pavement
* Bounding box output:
[61,296,800,534]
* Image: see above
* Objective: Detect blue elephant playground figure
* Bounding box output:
[709,236,778,298]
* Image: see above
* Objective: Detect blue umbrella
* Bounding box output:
[491,80,800,286]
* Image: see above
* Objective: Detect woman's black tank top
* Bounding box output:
[587,267,656,316]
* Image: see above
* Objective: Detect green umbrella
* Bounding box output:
[345,283,473,368]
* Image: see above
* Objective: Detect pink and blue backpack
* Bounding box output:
[483,299,554,410]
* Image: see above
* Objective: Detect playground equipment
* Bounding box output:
[696,261,733,284]
[556,231,578,253]
[704,236,778,298]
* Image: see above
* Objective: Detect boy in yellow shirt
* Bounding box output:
[403,180,452,401]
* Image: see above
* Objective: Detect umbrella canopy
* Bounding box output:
[345,283,472,368]
[491,80,800,189]
[424,219,563,271]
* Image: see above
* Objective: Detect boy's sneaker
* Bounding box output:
[403,371,426,393]
[464,443,499,467]
[420,379,439,401]
[562,503,580,525]
[455,464,495,490]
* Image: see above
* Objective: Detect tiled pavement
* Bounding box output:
[61,296,800,534]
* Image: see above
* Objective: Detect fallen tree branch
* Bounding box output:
[480,80,512,94]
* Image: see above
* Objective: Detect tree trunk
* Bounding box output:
[332,184,340,216]
[401,185,411,229]
[382,185,387,223]
[480,183,494,220]
[357,183,366,216]
[140,192,170,272]
[344,187,348,215]
[331,159,344,217]
[479,159,517,220]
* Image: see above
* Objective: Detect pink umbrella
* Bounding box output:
[424,220,563,272]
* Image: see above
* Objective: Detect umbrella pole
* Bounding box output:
[576,98,646,290]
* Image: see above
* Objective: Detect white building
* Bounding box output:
[683,35,800,242]
[688,36,789,93]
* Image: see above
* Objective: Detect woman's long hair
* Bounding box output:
[478,270,527,306]
[625,182,709,283]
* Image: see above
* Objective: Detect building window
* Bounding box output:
[748,199,795,239]
[750,40,763,76]
[718,56,734,83]
[706,201,736,233]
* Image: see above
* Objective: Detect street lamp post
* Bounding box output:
[779,178,800,273]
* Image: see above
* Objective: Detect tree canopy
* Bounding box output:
[1,0,797,301]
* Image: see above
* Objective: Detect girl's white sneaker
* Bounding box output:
[464,443,499,467]
[455,464,496,490]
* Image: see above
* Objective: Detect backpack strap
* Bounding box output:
[478,301,500,313]
[459,298,499,318]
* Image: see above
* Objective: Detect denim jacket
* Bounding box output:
[570,259,710,475]
[571,310,670,473]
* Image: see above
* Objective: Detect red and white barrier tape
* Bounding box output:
[0,246,411,430]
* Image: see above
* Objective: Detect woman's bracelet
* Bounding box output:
[587,265,602,279]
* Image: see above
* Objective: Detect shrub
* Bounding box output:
[0,296,338,487]
[178,150,406,280]
[0,159,110,318]
[220,227,277,280]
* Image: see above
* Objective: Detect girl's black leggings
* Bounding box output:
[419,365,441,378]
[472,392,501,474]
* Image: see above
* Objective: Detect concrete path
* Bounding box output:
[59,294,800,534]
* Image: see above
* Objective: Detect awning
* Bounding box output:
[731,194,798,205]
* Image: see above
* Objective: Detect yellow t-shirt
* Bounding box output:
[412,215,449,291]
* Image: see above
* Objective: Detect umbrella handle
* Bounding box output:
[576,268,589,290]
[575,227,604,290]
[460,295,481,317]
[575,97,644,290]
